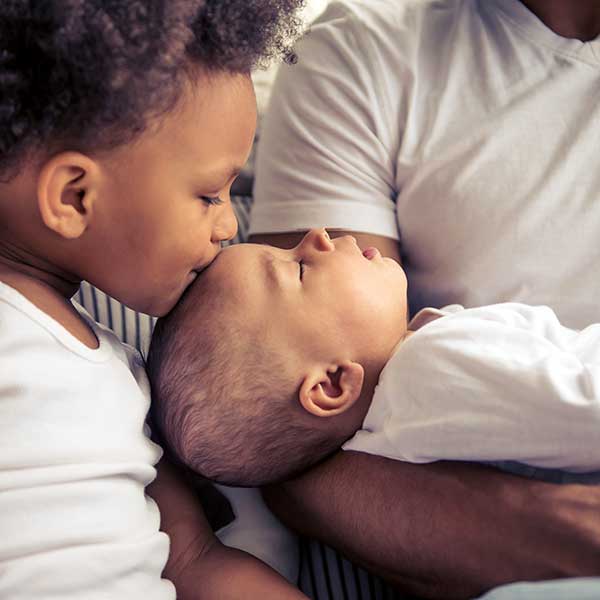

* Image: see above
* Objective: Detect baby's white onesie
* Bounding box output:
[344,303,600,481]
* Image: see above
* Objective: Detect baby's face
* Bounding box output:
[206,229,408,370]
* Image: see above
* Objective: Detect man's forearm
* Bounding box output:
[263,451,600,599]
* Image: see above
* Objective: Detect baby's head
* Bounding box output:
[0,1,302,315]
[148,229,409,485]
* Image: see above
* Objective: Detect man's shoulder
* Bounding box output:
[297,0,479,89]
[314,0,468,29]
[309,0,473,45]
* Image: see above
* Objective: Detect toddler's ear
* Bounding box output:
[37,152,99,239]
[299,360,364,418]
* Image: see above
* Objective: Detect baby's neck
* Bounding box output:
[362,328,415,405]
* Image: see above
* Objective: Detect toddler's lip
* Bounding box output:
[192,260,211,274]
[192,247,221,273]
[362,247,380,260]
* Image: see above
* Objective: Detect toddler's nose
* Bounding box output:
[211,201,238,243]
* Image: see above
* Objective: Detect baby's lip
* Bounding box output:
[362,247,380,260]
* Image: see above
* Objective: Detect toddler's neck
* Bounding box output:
[0,255,97,349]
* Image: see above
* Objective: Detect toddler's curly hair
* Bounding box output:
[0,0,304,177]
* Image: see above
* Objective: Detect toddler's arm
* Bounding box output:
[147,458,306,600]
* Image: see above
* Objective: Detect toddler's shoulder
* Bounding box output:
[0,282,144,384]
[73,301,145,368]
[0,281,54,349]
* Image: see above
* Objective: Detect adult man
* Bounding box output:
[250,0,600,597]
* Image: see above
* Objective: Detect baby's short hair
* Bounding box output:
[147,266,346,486]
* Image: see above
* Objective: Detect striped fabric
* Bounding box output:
[299,539,416,600]
[76,195,408,600]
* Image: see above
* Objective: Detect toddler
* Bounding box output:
[148,228,600,486]
[0,2,305,599]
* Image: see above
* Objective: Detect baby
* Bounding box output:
[148,228,600,486]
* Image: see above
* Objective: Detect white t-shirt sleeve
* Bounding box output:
[345,303,600,473]
[251,1,411,239]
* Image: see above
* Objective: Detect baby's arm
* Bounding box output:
[147,458,306,600]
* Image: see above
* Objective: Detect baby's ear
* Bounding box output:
[37,152,99,239]
[299,360,364,418]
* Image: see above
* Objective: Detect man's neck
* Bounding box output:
[521,0,600,41]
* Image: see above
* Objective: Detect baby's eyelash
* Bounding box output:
[200,195,224,206]
[299,260,305,280]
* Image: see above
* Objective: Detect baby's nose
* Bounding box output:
[338,233,358,246]
[303,228,334,252]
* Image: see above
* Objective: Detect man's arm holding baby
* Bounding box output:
[250,230,600,599]
[264,452,600,599]
[147,458,306,600]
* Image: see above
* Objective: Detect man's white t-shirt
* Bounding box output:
[344,303,600,480]
[0,282,174,599]
[252,0,600,328]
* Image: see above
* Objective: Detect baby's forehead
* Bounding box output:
[221,242,263,259]
[205,243,269,299]
[212,243,269,274]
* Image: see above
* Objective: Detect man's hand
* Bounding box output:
[263,451,600,600]
[147,457,307,600]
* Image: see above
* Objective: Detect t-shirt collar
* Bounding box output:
[486,0,600,65]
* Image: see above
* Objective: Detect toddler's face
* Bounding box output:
[207,229,408,369]
[83,72,256,316]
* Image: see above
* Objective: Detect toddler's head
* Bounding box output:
[148,229,409,485]
[0,1,303,314]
